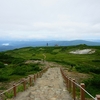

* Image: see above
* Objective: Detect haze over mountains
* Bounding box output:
[0,40,100,52]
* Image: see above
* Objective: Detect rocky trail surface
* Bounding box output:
[14,67,73,100]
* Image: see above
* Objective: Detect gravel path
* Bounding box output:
[14,67,72,100]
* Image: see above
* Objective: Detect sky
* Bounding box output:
[0,0,100,41]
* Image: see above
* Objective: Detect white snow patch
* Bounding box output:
[2,43,9,46]
[70,49,95,54]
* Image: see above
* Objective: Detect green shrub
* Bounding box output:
[12,63,41,75]
[90,75,100,88]
[13,66,27,75]
[5,90,13,99]
[0,68,11,82]
[0,62,5,68]
[84,75,100,96]
[75,64,100,74]
[75,65,90,73]
[92,59,100,62]
[0,75,9,82]
[90,68,100,74]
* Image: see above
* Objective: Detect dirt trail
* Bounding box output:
[14,67,72,100]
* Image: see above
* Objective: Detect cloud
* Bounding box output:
[0,0,100,40]
[2,43,10,46]
[39,0,58,7]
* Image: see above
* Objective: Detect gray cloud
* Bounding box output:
[0,0,100,40]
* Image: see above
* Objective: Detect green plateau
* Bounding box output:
[0,44,100,96]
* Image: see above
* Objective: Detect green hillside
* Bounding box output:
[0,45,100,96]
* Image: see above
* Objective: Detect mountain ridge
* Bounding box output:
[0,40,100,51]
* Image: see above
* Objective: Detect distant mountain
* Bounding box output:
[0,40,100,52]
[0,45,15,51]
[47,40,100,46]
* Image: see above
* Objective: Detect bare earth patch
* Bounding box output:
[64,70,91,83]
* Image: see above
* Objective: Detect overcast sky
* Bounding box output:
[0,0,100,41]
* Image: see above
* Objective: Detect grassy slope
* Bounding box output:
[0,45,100,96]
